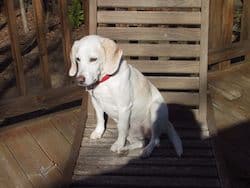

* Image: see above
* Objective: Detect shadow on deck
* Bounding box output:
[72,104,222,188]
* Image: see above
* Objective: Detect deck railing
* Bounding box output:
[0,0,88,121]
[209,0,250,70]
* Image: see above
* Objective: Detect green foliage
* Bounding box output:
[68,0,84,28]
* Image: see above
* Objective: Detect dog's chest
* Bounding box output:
[90,86,119,119]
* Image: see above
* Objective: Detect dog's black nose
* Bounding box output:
[76,75,85,84]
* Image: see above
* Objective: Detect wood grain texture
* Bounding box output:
[119,43,200,57]
[88,0,97,34]
[199,0,209,125]
[4,0,26,95]
[148,76,199,90]
[128,60,200,73]
[2,128,62,187]
[97,0,202,8]
[32,0,51,89]
[0,107,83,188]
[0,85,82,119]
[26,119,71,172]
[0,142,33,188]
[59,0,72,72]
[98,11,201,25]
[97,27,201,41]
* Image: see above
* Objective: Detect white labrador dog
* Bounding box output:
[69,35,183,158]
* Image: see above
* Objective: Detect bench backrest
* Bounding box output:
[88,0,209,124]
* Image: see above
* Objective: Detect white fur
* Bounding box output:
[69,35,183,158]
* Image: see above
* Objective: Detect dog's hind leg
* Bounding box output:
[140,102,162,158]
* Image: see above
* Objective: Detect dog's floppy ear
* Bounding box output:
[69,40,80,77]
[101,38,123,75]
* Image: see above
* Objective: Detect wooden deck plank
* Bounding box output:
[209,63,250,188]
[76,156,216,167]
[75,165,218,177]
[2,127,62,187]
[72,175,220,188]
[50,110,79,144]
[26,119,72,172]
[97,0,202,8]
[0,142,33,188]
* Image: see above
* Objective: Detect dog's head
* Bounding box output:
[69,35,123,87]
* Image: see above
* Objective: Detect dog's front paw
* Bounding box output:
[110,140,124,153]
[90,129,104,139]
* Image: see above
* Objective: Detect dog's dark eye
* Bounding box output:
[90,57,97,62]
[76,57,80,62]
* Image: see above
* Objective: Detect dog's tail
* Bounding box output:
[163,121,183,157]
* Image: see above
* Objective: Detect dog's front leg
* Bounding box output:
[111,106,131,153]
[90,97,105,139]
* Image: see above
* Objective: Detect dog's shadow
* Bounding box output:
[72,104,222,187]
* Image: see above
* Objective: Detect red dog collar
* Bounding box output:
[98,74,111,84]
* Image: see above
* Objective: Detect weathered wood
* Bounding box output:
[98,11,201,25]
[4,0,26,95]
[32,0,51,89]
[199,0,209,126]
[2,128,62,187]
[77,156,216,167]
[128,60,200,73]
[75,165,218,177]
[50,111,79,144]
[26,119,72,172]
[0,142,33,188]
[97,27,201,41]
[161,92,199,106]
[88,0,97,34]
[209,39,250,64]
[97,0,202,8]
[72,175,220,188]
[148,76,199,90]
[59,0,72,72]
[241,0,250,61]
[81,137,211,149]
[63,92,88,186]
[119,43,200,57]
[0,85,83,119]
[74,2,216,188]
[83,127,202,140]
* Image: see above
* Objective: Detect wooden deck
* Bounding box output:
[0,107,83,188]
[1,63,249,188]
[209,62,250,188]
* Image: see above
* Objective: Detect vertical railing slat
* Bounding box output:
[4,0,26,95]
[241,0,250,61]
[88,0,97,34]
[59,0,72,73]
[33,0,51,89]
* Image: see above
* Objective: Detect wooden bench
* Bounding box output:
[72,1,221,187]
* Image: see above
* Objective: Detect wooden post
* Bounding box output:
[220,0,234,69]
[33,0,51,89]
[200,0,210,134]
[83,0,89,34]
[59,0,72,73]
[88,0,97,34]
[209,0,234,70]
[241,0,250,61]
[4,0,26,95]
